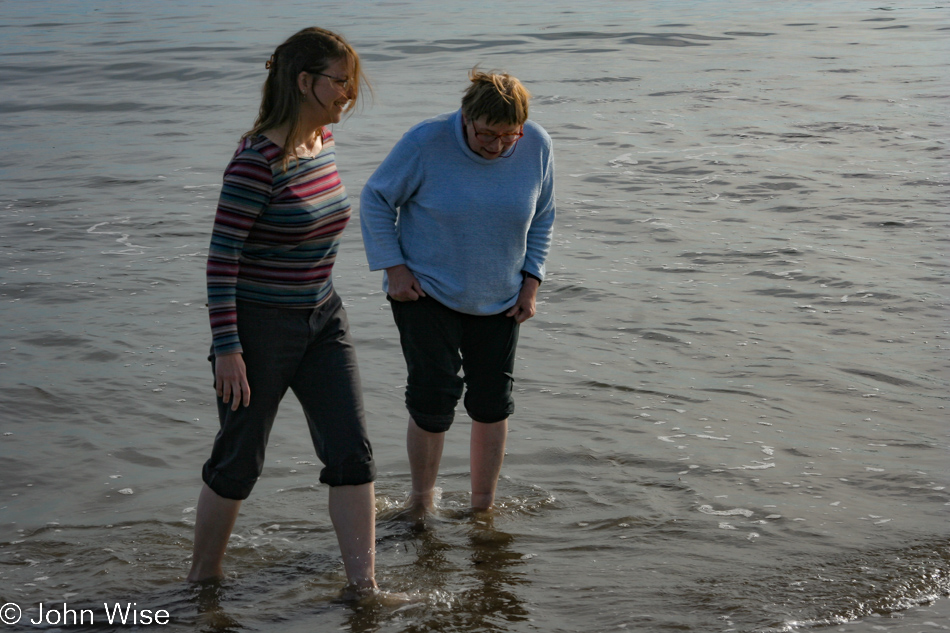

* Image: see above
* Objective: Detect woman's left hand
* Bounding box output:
[506,277,540,323]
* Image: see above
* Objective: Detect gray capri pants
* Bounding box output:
[202,291,376,500]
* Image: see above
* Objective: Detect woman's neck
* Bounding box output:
[264,123,324,157]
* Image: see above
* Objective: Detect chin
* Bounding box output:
[322,106,345,125]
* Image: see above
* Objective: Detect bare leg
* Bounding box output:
[406,417,445,513]
[470,418,508,511]
[187,484,242,582]
[329,482,378,597]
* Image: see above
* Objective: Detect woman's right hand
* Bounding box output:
[215,352,251,411]
[386,264,426,301]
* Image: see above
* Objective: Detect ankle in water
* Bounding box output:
[341,584,418,606]
[341,579,378,602]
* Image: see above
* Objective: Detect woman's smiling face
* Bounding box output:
[307,57,354,125]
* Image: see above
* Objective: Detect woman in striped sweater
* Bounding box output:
[187,27,382,600]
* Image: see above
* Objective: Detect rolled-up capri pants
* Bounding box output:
[202,291,375,500]
[390,295,519,433]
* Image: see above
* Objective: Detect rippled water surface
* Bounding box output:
[1,1,948,631]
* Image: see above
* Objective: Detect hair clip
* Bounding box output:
[265,55,275,70]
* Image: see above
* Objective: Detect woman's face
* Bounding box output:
[463,115,523,160]
[304,57,354,125]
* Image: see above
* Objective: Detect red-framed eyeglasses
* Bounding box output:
[469,119,524,145]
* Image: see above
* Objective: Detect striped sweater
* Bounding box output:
[207,130,350,355]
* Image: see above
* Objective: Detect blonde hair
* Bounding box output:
[461,68,530,126]
[246,27,369,169]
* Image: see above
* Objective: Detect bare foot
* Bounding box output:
[407,489,438,514]
[383,492,439,530]
[340,583,417,606]
[403,501,430,525]
[384,504,427,522]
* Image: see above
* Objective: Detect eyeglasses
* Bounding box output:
[313,72,353,92]
[469,119,524,145]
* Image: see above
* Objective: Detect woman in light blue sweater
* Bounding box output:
[360,69,555,516]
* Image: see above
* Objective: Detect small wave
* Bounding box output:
[698,505,754,517]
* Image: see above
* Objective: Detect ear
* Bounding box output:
[297,71,311,95]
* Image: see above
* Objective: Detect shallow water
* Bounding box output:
[1,1,948,631]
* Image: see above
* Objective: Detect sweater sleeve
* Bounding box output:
[359,135,424,272]
[206,143,273,356]
[522,142,556,281]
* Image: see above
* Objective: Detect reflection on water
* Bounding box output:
[1,0,947,631]
[345,512,531,632]
[191,582,242,633]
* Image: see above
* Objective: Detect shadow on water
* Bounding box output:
[188,581,244,633]
[354,511,531,632]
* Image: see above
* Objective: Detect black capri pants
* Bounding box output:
[202,292,376,500]
[389,295,519,433]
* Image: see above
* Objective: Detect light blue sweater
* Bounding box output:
[360,109,555,315]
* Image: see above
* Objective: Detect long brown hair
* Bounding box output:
[246,27,367,168]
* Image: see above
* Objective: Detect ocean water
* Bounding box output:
[0,1,947,631]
